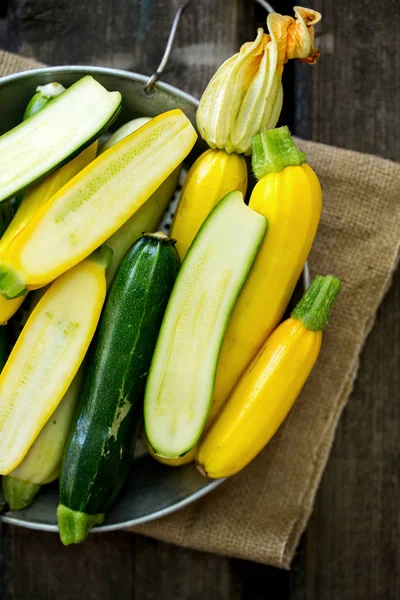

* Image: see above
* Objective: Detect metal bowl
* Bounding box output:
[0,65,309,534]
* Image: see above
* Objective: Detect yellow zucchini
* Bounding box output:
[106,165,181,286]
[152,150,247,466]
[0,245,111,475]
[0,110,196,298]
[170,149,248,259]
[0,144,97,325]
[0,143,97,256]
[2,371,83,509]
[197,275,341,478]
[209,126,322,424]
[0,296,24,327]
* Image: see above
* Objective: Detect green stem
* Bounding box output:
[57,504,104,545]
[2,476,41,510]
[252,125,306,180]
[89,244,114,269]
[23,82,65,121]
[0,264,26,299]
[292,275,342,332]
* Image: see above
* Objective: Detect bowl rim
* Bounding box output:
[0,64,200,108]
[0,64,225,534]
[1,477,223,533]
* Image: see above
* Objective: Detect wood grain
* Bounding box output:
[12,529,135,599]
[7,0,255,98]
[0,522,12,600]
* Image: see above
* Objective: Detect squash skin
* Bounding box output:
[197,275,341,479]
[209,163,322,425]
[58,234,180,544]
[0,110,196,297]
[170,149,248,260]
[197,318,322,478]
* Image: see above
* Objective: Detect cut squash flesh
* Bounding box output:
[144,191,267,458]
[0,143,97,255]
[0,251,108,474]
[0,109,197,297]
[0,76,122,203]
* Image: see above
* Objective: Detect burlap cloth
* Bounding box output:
[1,51,399,569]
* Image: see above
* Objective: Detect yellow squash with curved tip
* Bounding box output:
[197,275,341,478]
[209,126,322,425]
[0,295,24,326]
[0,245,111,475]
[0,144,97,325]
[170,149,247,260]
[0,110,197,298]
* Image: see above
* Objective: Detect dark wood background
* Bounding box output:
[1,0,399,598]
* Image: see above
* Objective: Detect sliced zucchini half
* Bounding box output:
[0,75,122,203]
[144,191,267,458]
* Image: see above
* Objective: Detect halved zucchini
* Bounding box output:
[0,109,197,298]
[0,76,122,204]
[0,246,111,475]
[144,191,267,458]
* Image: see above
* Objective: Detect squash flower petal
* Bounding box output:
[197,6,321,155]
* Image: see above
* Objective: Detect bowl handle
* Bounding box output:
[143,0,195,95]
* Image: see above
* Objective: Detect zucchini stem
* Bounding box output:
[57,504,104,545]
[2,476,41,510]
[292,275,342,331]
[0,264,26,299]
[89,244,114,269]
[252,125,306,180]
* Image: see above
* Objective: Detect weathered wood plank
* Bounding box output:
[312,0,400,160]
[12,529,135,599]
[7,0,255,98]
[0,523,12,600]
[131,535,243,600]
[289,1,400,599]
[11,528,244,600]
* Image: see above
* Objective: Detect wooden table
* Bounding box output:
[0,1,399,598]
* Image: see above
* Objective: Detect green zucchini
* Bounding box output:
[144,191,267,458]
[58,232,180,545]
[105,165,180,286]
[0,75,122,203]
[23,82,66,121]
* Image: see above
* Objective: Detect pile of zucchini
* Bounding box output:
[0,69,340,546]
